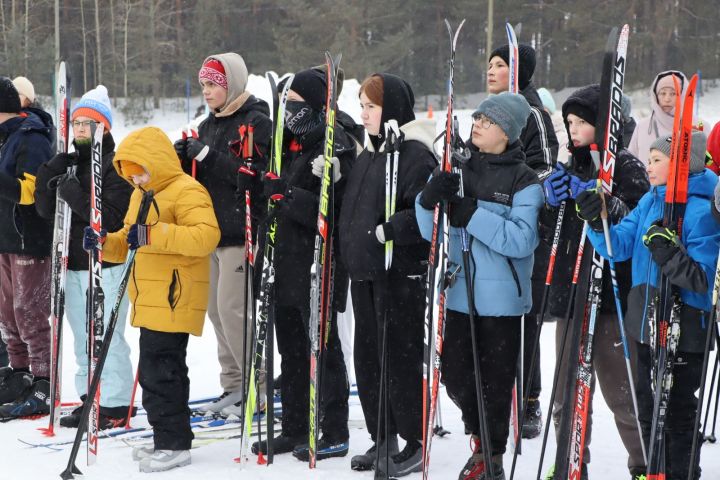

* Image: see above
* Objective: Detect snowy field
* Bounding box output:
[3,75,720,478]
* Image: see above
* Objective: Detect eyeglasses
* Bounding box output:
[472,114,495,130]
[72,120,96,128]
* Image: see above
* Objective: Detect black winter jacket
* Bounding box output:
[265,115,360,312]
[35,134,133,271]
[0,109,55,256]
[339,120,436,281]
[520,83,559,182]
[182,95,272,247]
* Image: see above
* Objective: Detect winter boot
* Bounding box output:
[0,378,50,419]
[459,436,505,480]
[252,433,305,455]
[0,367,33,404]
[521,398,543,439]
[197,390,243,414]
[292,435,350,462]
[132,445,154,461]
[138,449,191,473]
[375,439,423,478]
[350,435,400,471]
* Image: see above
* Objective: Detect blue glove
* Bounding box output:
[543,165,570,207]
[569,175,597,199]
[128,224,151,250]
[83,226,107,252]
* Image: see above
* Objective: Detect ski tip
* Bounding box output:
[257,451,267,465]
[233,456,240,463]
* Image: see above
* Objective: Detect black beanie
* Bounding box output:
[562,84,601,128]
[0,77,21,114]
[489,43,536,90]
[288,65,345,112]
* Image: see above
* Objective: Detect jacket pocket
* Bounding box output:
[168,269,182,310]
[506,258,522,297]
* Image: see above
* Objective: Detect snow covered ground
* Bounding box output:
[3,75,720,478]
[6,321,720,479]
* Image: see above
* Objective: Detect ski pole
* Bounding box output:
[592,142,647,465]
[60,190,154,480]
[124,367,140,429]
[687,253,720,480]
[701,323,719,442]
[454,129,495,478]
[536,226,588,480]
[509,199,567,480]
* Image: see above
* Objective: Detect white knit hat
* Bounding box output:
[12,76,35,103]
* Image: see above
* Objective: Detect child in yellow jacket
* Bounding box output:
[85,126,220,473]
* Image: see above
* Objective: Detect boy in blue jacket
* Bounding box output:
[577,130,719,479]
[416,92,544,480]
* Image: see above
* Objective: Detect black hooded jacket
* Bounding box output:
[520,82,558,181]
[181,94,272,247]
[263,110,362,312]
[35,134,133,271]
[339,73,437,281]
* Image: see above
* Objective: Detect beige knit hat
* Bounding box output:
[12,76,35,104]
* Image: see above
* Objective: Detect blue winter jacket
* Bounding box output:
[587,169,720,351]
[0,109,54,256]
[416,143,544,317]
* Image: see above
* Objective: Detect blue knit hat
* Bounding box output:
[473,92,531,144]
[537,87,556,115]
[72,85,113,131]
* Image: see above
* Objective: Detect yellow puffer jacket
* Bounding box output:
[103,126,220,336]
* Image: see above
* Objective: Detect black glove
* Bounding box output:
[56,174,83,205]
[263,172,287,201]
[186,138,210,162]
[173,138,187,161]
[419,171,460,209]
[449,196,478,228]
[47,152,79,173]
[575,189,604,231]
[643,220,680,266]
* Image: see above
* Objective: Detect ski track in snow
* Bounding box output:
[5,75,720,478]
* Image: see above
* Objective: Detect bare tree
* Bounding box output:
[22,0,27,73]
[94,0,101,83]
[80,0,87,91]
[123,0,132,97]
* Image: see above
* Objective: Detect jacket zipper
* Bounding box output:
[506,258,522,297]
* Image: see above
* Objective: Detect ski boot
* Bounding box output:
[252,433,305,455]
[521,397,542,439]
[292,435,350,461]
[375,439,423,478]
[138,450,191,473]
[350,435,399,471]
[0,378,49,419]
[0,367,32,405]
